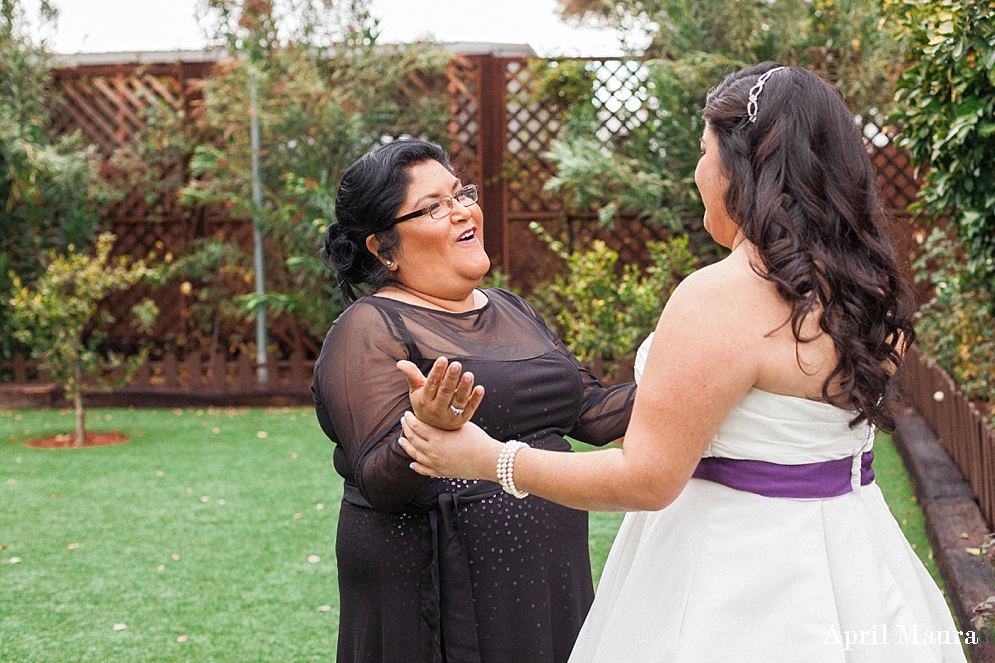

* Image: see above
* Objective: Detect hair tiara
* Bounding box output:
[747,66,786,123]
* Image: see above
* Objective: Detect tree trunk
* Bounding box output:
[74,363,85,447]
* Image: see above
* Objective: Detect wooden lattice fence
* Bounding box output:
[4,50,926,400]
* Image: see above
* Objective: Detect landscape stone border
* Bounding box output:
[894,405,995,661]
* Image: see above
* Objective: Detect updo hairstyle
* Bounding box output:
[321,139,455,301]
[702,63,915,430]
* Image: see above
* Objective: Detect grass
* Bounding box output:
[1,406,340,662]
[1,408,942,662]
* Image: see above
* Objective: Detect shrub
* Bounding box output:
[889,0,995,303]
[911,228,994,424]
[529,222,697,380]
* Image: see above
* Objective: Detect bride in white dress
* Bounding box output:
[398,63,968,662]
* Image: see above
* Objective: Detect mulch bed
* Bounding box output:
[25,432,131,449]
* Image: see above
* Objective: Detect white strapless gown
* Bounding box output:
[569,334,968,662]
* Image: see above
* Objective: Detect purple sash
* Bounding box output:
[692,451,875,499]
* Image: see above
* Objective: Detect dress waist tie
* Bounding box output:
[692,451,874,499]
[343,481,502,663]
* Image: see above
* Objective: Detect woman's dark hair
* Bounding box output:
[703,63,915,431]
[321,139,455,301]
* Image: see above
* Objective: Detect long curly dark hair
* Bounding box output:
[703,63,916,430]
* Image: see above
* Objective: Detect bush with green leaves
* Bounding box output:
[538,54,739,262]
[528,222,697,380]
[911,228,994,425]
[0,0,103,360]
[8,233,160,445]
[888,0,995,303]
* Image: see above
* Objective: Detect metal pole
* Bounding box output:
[249,67,268,383]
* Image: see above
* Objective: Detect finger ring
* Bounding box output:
[450,405,465,417]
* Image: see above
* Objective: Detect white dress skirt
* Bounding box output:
[568,334,968,663]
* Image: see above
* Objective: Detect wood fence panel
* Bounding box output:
[902,345,995,528]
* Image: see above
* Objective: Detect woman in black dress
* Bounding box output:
[312,138,635,663]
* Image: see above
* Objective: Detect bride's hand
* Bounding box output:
[399,412,502,480]
[398,357,485,431]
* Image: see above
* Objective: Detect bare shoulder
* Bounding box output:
[664,247,773,327]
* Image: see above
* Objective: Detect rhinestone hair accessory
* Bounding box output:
[747,66,786,123]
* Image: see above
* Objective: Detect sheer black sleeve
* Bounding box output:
[312,301,425,511]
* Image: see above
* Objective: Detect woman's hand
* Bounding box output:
[399,412,502,480]
[397,357,485,431]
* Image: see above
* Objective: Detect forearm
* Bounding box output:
[355,433,429,511]
[402,420,682,512]
[509,445,682,512]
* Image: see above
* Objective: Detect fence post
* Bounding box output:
[472,54,509,272]
[162,352,179,389]
[185,353,202,391]
[13,353,27,383]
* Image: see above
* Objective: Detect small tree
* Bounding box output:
[0,0,103,359]
[8,233,159,446]
[176,0,451,357]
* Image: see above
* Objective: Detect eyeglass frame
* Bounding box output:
[393,184,478,223]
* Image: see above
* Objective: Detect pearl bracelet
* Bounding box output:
[496,440,529,498]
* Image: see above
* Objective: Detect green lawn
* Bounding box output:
[1,408,942,661]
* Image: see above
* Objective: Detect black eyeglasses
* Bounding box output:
[394,184,478,223]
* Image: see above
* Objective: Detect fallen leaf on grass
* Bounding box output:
[68,543,80,550]
[172,554,181,561]
[316,605,331,612]
[113,623,127,631]
[293,513,303,520]
[177,635,188,643]
[316,504,324,510]
[5,479,14,485]
[257,431,268,439]
[157,565,165,572]
[966,547,983,556]
[9,557,21,564]
[308,555,320,563]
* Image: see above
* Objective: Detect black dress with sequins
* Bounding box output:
[312,288,636,663]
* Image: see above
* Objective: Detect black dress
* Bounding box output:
[312,288,635,663]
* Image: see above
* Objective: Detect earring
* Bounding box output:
[385,259,394,268]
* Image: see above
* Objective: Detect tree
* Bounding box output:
[180,0,452,357]
[0,0,103,359]
[888,0,995,303]
[541,0,906,240]
[9,234,159,446]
